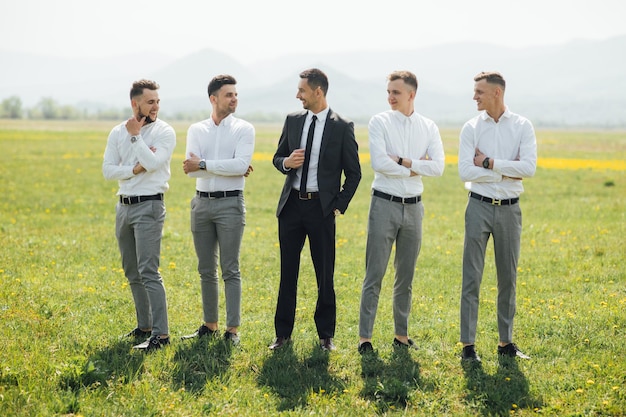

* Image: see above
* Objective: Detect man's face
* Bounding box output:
[133,89,160,123]
[387,79,414,114]
[296,79,320,111]
[473,79,498,112]
[212,84,238,117]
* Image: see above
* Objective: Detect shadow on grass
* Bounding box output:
[462,356,544,416]
[257,342,346,411]
[55,338,145,414]
[58,339,145,392]
[171,336,234,394]
[359,346,423,414]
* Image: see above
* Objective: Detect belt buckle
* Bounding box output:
[299,192,310,200]
[492,198,502,206]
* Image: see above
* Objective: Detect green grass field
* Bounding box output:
[0,120,624,416]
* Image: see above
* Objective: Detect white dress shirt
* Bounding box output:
[458,107,537,199]
[292,107,329,192]
[103,119,176,196]
[185,114,255,192]
[369,110,445,197]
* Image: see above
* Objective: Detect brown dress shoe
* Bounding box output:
[320,337,336,351]
[268,336,291,350]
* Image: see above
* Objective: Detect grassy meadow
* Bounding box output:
[0,119,624,416]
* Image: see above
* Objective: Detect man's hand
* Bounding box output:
[244,165,254,177]
[285,149,305,169]
[125,115,146,136]
[391,154,418,175]
[132,162,146,175]
[131,147,154,175]
[474,148,488,167]
[183,152,202,174]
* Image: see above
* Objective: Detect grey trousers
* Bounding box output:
[191,194,245,328]
[116,199,169,336]
[460,197,522,345]
[359,195,423,339]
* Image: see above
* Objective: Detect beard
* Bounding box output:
[138,111,155,124]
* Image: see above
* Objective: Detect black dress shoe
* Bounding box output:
[358,341,373,355]
[123,327,152,339]
[461,345,481,362]
[223,331,240,346]
[498,343,530,359]
[392,338,418,350]
[268,336,291,350]
[133,335,170,352]
[181,324,218,340]
[320,338,336,351]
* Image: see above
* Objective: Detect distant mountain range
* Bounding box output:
[2,36,625,127]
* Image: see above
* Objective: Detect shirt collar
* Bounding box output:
[210,113,233,127]
[480,106,511,122]
[392,110,417,123]
[309,107,329,122]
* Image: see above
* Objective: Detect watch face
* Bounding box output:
[130,136,137,143]
[199,160,206,169]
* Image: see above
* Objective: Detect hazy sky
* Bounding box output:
[2,0,625,64]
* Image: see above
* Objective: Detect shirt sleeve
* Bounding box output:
[369,116,411,177]
[185,124,203,178]
[133,125,176,172]
[492,120,537,178]
[102,127,134,181]
[458,122,502,183]
[204,124,255,176]
[410,122,445,177]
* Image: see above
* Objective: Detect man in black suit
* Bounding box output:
[270,68,361,351]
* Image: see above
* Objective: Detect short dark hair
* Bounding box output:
[208,74,237,97]
[130,79,159,100]
[388,70,418,92]
[299,68,329,96]
[474,71,506,90]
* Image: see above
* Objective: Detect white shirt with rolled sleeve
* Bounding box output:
[458,107,537,200]
[185,114,255,192]
[369,110,445,197]
[102,119,176,196]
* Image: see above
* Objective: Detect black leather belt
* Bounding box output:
[469,192,519,206]
[373,189,421,204]
[292,189,320,200]
[119,194,163,205]
[196,190,242,198]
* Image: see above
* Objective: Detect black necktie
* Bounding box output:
[300,115,317,194]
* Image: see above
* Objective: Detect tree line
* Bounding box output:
[0,95,221,121]
[0,95,128,120]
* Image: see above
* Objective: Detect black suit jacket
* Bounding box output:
[273,108,361,217]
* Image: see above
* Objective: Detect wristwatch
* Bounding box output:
[198,159,206,170]
[397,157,403,166]
[130,135,138,144]
[482,157,490,169]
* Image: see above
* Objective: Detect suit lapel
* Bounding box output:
[292,112,307,150]
[319,109,335,160]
